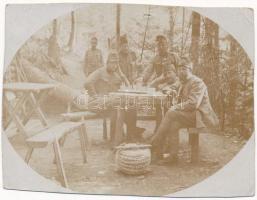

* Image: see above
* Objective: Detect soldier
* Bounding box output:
[84,51,144,143]
[119,35,137,84]
[84,37,103,76]
[141,35,180,86]
[151,57,219,164]
[139,35,179,131]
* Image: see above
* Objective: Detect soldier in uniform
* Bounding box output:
[118,35,137,84]
[141,35,180,86]
[151,57,219,164]
[84,37,103,76]
[84,51,144,143]
[141,35,180,130]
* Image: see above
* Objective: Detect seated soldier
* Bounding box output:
[151,57,219,164]
[140,35,180,86]
[137,35,180,131]
[149,63,179,131]
[84,51,144,143]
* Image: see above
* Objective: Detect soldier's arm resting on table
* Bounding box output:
[142,64,154,86]
[149,75,165,88]
[117,66,130,86]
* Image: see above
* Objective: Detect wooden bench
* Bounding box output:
[25,121,88,188]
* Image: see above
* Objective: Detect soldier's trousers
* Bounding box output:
[151,109,196,157]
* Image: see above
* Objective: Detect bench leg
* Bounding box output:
[25,147,34,164]
[59,136,67,147]
[53,139,68,188]
[79,125,87,163]
[103,118,108,140]
[81,123,89,150]
[52,137,67,164]
[189,133,199,163]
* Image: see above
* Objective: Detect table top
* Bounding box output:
[109,90,167,98]
[3,82,57,92]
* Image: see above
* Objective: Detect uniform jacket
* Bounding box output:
[119,50,136,84]
[84,67,125,96]
[177,75,219,129]
[84,48,103,76]
[142,52,180,84]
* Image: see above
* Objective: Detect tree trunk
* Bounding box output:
[67,11,75,52]
[116,4,121,51]
[52,19,58,36]
[190,11,200,69]
[180,8,185,55]
[168,7,175,50]
[201,17,220,120]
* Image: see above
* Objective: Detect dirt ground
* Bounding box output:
[5,54,249,196]
[7,116,247,197]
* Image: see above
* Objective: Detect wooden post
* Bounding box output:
[189,132,199,163]
[103,118,108,140]
[140,6,151,62]
[114,107,125,147]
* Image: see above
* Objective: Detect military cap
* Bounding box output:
[178,56,193,70]
[156,35,167,43]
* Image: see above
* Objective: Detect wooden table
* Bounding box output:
[109,90,168,146]
[3,82,57,136]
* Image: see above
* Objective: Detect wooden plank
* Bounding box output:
[61,111,98,121]
[53,138,68,188]
[187,127,219,134]
[3,82,56,92]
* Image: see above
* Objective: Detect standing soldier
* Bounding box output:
[118,35,137,84]
[84,37,103,76]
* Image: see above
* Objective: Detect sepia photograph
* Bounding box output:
[2,3,254,197]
